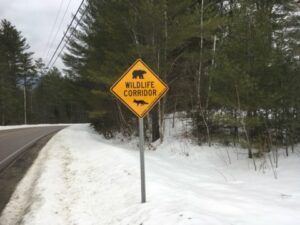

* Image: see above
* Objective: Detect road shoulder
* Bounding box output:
[0,133,58,213]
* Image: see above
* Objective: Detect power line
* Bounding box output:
[45,0,73,63]
[49,5,88,70]
[46,0,86,69]
[42,0,64,59]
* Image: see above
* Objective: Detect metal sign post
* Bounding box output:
[139,117,146,203]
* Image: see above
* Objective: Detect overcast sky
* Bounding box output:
[0,0,82,70]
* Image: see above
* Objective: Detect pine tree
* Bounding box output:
[0,19,34,125]
[33,67,87,123]
[210,0,300,157]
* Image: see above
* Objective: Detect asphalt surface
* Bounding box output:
[0,126,67,171]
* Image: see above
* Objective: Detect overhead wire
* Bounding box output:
[49,4,88,70]
[42,0,65,59]
[45,0,73,63]
[46,0,86,69]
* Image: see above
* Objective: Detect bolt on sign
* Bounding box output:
[110,59,169,118]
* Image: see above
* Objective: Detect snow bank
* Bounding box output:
[1,123,300,225]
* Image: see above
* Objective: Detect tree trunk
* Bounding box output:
[158,101,163,143]
[158,0,169,143]
[151,105,160,142]
[235,85,256,170]
[1,107,4,125]
[196,0,211,146]
[172,95,177,128]
[285,131,289,157]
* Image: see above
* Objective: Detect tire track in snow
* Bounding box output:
[60,145,77,225]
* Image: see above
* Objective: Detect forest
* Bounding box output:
[1,0,300,159]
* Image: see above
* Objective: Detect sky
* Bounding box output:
[0,0,83,70]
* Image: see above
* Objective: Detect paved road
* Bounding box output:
[0,126,66,171]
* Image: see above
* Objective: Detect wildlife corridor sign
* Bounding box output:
[110,59,168,118]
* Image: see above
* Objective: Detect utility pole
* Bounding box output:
[23,84,27,125]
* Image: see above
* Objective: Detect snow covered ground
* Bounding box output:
[0,121,299,225]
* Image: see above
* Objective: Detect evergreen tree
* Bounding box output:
[33,67,88,123]
[61,0,300,154]
[211,0,300,157]
[0,19,34,125]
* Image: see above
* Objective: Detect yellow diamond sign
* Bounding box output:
[110,59,168,118]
